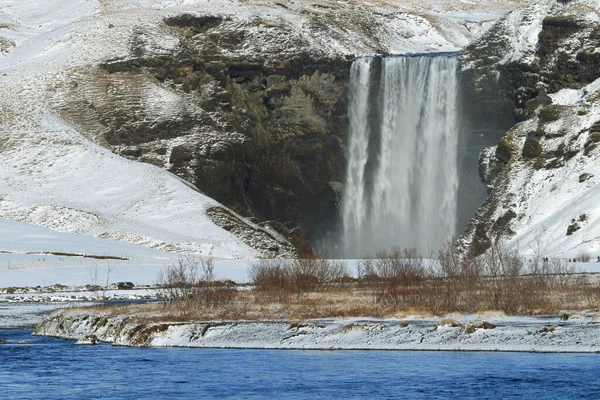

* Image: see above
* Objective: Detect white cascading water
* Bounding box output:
[342,55,459,257]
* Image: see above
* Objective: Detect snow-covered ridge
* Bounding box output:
[461,0,600,71]
[36,308,600,352]
[458,0,600,259]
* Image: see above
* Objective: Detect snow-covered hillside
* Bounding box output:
[460,0,600,259]
[0,0,526,261]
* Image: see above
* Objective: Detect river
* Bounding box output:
[2,328,600,399]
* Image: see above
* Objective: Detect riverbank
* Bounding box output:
[34,307,600,353]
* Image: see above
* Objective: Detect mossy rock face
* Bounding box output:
[522,137,542,159]
[532,128,545,138]
[538,105,563,124]
[169,145,194,165]
[496,138,514,163]
[460,10,599,126]
[538,16,582,58]
[457,7,600,257]
[525,91,552,118]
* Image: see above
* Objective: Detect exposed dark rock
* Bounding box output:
[465,321,496,334]
[538,105,564,124]
[163,14,224,32]
[537,16,582,59]
[470,224,493,256]
[76,334,100,345]
[566,220,580,236]
[584,132,600,156]
[460,9,600,128]
[116,282,135,290]
[494,210,517,235]
[257,221,314,258]
[579,173,594,183]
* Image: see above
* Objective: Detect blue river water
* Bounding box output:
[2,328,600,399]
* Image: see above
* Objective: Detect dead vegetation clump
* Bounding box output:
[353,239,596,316]
[156,255,237,309]
[77,240,600,322]
[465,321,496,334]
[436,318,463,328]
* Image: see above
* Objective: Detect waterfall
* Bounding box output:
[342,55,459,258]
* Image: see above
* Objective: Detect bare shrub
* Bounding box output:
[583,276,600,304]
[157,255,235,308]
[290,258,348,293]
[248,259,293,303]
[248,258,349,300]
[480,237,526,314]
[352,238,596,315]
[361,248,427,308]
[575,250,592,263]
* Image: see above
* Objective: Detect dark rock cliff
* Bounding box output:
[56,15,355,256]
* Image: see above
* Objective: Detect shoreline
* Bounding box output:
[33,308,600,353]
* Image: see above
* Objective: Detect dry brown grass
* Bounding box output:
[70,272,600,323]
[69,244,600,322]
[436,318,462,328]
[71,288,390,323]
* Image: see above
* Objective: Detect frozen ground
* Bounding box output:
[0,303,89,329]
[0,260,255,288]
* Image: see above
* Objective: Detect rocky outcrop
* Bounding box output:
[206,206,297,258]
[54,18,354,255]
[458,0,600,257]
[461,1,600,123]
